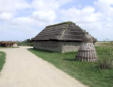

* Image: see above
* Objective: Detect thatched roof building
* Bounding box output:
[33,22,95,53]
[0,41,18,47]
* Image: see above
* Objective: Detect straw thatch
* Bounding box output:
[0,41,17,47]
[32,22,86,41]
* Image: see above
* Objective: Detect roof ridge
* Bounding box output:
[46,21,74,28]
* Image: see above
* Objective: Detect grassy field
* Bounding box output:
[29,46,113,87]
[0,51,6,71]
[95,41,113,47]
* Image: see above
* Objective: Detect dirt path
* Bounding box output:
[0,47,87,87]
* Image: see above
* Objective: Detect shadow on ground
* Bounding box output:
[64,58,76,62]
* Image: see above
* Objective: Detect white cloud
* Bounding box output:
[0,0,30,12]
[60,6,101,23]
[0,0,71,26]
[0,0,30,23]
[0,12,13,20]
[0,20,39,41]
[13,17,34,25]
[94,0,113,21]
[59,0,113,41]
[32,0,72,11]
[32,11,56,23]
[0,0,113,41]
[30,0,72,26]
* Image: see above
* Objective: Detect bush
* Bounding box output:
[97,47,113,69]
[17,39,33,46]
[98,57,113,69]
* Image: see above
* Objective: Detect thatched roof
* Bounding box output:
[33,22,94,42]
[0,41,16,44]
[0,41,17,47]
[83,34,93,43]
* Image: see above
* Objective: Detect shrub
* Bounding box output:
[97,47,113,69]
[98,57,113,69]
[17,39,33,46]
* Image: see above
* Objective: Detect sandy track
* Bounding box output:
[0,47,87,87]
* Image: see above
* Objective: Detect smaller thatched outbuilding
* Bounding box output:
[0,41,18,47]
[76,34,98,62]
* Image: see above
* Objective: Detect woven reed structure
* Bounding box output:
[76,34,98,62]
[32,21,96,53]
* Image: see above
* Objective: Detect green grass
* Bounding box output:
[0,51,6,71]
[29,46,113,87]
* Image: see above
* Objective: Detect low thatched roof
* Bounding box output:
[0,41,16,44]
[0,41,17,47]
[33,22,94,42]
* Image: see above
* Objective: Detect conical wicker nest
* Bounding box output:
[76,34,98,62]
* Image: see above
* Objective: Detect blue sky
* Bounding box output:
[0,0,113,41]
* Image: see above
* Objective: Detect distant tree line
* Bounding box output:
[17,39,33,46]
